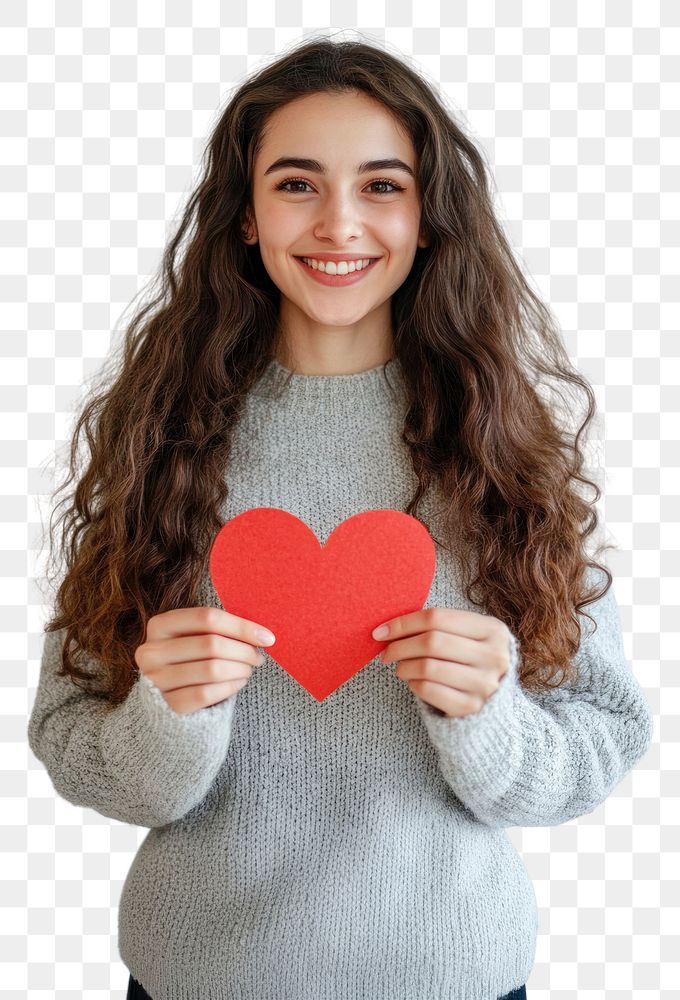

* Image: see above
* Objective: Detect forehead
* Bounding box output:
[255,91,415,163]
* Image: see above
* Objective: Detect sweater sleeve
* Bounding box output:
[414,569,654,828]
[27,624,239,828]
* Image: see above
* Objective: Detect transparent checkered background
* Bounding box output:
[6,1,676,997]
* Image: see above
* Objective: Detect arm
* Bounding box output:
[27,625,238,828]
[415,571,654,828]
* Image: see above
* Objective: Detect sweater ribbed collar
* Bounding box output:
[249,356,406,409]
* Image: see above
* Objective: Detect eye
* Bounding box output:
[367,178,405,194]
[276,178,313,193]
[275,177,405,195]
[368,180,404,194]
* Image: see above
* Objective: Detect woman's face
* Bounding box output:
[244,90,428,337]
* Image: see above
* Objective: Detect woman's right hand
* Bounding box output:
[134,607,276,715]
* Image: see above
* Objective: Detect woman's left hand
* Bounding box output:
[372,607,513,718]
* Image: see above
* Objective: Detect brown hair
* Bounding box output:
[41,33,614,707]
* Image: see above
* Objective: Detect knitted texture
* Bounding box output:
[27,358,654,1000]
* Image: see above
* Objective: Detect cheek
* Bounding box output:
[259,205,303,246]
[376,203,423,247]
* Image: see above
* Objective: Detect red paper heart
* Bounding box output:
[208,507,437,701]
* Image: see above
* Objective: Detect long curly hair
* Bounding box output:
[41,33,614,707]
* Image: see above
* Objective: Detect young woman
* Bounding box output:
[28,35,653,1000]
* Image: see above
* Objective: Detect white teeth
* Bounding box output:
[300,257,375,275]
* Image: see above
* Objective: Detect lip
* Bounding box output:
[295,252,382,262]
[294,255,381,287]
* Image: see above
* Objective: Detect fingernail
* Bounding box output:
[373,624,389,639]
[255,627,276,645]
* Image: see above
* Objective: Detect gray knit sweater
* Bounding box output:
[27,357,654,1000]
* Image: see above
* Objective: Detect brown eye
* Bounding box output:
[366,179,405,194]
[276,178,312,193]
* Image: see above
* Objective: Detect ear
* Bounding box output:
[417,223,430,249]
[240,209,258,245]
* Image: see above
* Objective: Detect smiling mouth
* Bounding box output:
[295,256,380,274]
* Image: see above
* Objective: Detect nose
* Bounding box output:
[312,190,366,246]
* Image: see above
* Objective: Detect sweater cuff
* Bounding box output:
[414,629,523,802]
[133,669,239,730]
[98,670,238,822]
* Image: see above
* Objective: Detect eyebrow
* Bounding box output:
[263,156,415,179]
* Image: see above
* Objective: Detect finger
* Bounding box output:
[373,607,495,643]
[382,632,485,668]
[408,679,485,718]
[165,657,255,691]
[147,606,276,647]
[396,658,499,699]
[164,676,250,713]
[197,633,266,667]
[144,632,264,669]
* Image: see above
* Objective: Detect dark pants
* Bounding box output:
[128,974,526,999]
[127,977,152,999]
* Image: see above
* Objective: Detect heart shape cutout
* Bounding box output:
[208,507,437,700]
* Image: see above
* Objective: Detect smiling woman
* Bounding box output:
[30,31,652,1000]
[240,88,429,373]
